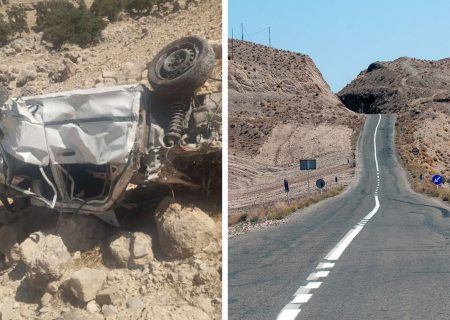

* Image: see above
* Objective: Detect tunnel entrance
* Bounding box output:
[338,92,383,114]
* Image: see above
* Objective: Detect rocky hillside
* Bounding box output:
[338,58,450,200]
[0,0,222,319]
[229,40,363,213]
[0,196,221,320]
[0,0,221,98]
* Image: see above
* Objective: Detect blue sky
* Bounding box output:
[229,0,450,92]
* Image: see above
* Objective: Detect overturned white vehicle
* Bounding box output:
[0,37,221,225]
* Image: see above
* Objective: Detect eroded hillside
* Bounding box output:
[228,40,363,214]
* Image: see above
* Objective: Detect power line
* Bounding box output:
[235,24,272,47]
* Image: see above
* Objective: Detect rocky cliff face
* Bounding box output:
[338,57,450,199]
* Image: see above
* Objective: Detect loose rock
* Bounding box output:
[101,305,118,317]
[126,297,144,310]
[57,214,109,252]
[86,300,100,313]
[16,68,37,87]
[69,268,106,302]
[108,232,154,269]
[156,199,218,259]
[96,285,120,306]
[19,232,71,287]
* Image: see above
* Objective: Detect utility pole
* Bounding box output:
[269,26,271,47]
[241,23,244,40]
[231,29,234,60]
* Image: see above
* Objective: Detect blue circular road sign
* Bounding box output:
[432,175,444,186]
[316,178,325,189]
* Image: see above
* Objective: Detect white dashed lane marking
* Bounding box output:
[306,271,330,281]
[276,115,382,320]
[316,262,335,269]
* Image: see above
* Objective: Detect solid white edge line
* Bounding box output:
[363,196,380,220]
[374,114,381,172]
[325,225,364,261]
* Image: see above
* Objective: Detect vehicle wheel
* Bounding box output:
[148,36,215,95]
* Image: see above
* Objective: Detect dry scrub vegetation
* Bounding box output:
[229,187,344,235]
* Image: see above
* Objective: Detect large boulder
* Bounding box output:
[19,232,71,287]
[108,232,154,269]
[155,199,218,259]
[68,268,106,303]
[57,214,109,252]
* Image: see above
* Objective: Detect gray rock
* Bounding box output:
[64,51,80,64]
[46,281,59,294]
[103,78,117,86]
[126,297,144,310]
[40,292,53,306]
[102,70,116,79]
[63,60,78,78]
[155,199,218,259]
[16,68,37,87]
[96,285,120,306]
[86,300,100,313]
[101,305,118,317]
[56,214,109,252]
[69,268,106,302]
[3,48,15,56]
[19,232,71,287]
[109,232,153,269]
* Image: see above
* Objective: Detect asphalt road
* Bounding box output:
[228,114,450,320]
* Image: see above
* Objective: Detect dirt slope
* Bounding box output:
[228,40,363,213]
[338,57,450,199]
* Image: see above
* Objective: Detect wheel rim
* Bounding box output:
[156,43,199,80]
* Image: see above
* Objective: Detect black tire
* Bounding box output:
[148,36,215,95]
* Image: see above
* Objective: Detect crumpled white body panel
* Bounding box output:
[0,85,142,166]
